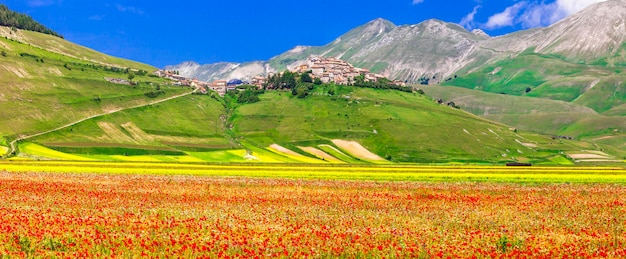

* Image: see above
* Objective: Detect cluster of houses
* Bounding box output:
[104,77,131,85]
[154,70,267,96]
[293,56,405,87]
[153,56,404,96]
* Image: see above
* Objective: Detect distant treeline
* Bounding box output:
[0,4,63,38]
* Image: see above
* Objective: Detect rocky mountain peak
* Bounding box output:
[534,0,626,58]
[359,18,396,37]
[366,18,396,29]
[179,61,200,67]
[471,29,489,39]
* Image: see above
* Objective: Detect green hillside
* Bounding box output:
[444,51,626,113]
[0,26,189,145]
[231,86,600,164]
[422,84,626,159]
[21,84,606,164]
[28,95,234,159]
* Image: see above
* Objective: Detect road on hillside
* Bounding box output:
[3,90,194,158]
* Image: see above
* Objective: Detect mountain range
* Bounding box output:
[167,0,626,84]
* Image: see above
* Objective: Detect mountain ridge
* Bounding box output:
[169,0,626,83]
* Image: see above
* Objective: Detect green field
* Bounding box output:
[2,161,626,183]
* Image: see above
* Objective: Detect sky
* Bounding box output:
[1,0,608,68]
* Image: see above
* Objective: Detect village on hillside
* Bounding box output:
[154,56,406,96]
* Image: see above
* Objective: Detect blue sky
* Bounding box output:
[2,0,607,68]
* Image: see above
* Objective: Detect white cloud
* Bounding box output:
[460,5,481,30]
[115,4,145,15]
[89,14,106,21]
[482,0,608,30]
[412,0,425,5]
[484,2,526,29]
[27,0,57,7]
[555,0,608,15]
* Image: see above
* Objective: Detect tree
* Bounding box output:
[313,77,323,85]
[0,4,63,38]
[294,86,309,98]
[281,71,297,89]
[128,71,136,82]
[300,72,313,83]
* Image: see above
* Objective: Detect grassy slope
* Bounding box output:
[0,27,153,71]
[436,51,626,158]
[422,85,626,158]
[30,95,235,154]
[421,85,598,116]
[20,85,610,164]
[444,52,625,112]
[0,27,189,142]
[232,86,595,164]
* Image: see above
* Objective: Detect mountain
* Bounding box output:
[171,0,626,84]
[445,0,626,112]
[483,0,626,64]
[169,18,497,83]
[165,61,273,83]
[271,18,496,83]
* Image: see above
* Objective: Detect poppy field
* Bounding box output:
[1,162,626,258]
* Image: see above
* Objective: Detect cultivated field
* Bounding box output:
[1,162,626,258]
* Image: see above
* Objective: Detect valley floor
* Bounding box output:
[1,163,626,258]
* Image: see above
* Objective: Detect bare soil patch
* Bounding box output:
[331,139,385,161]
[97,122,135,143]
[1,64,31,78]
[575,159,624,163]
[47,67,63,76]
[568,154,610,159]
[269,144,309,158]
[120,122,154,143]
[516,139,538,148]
